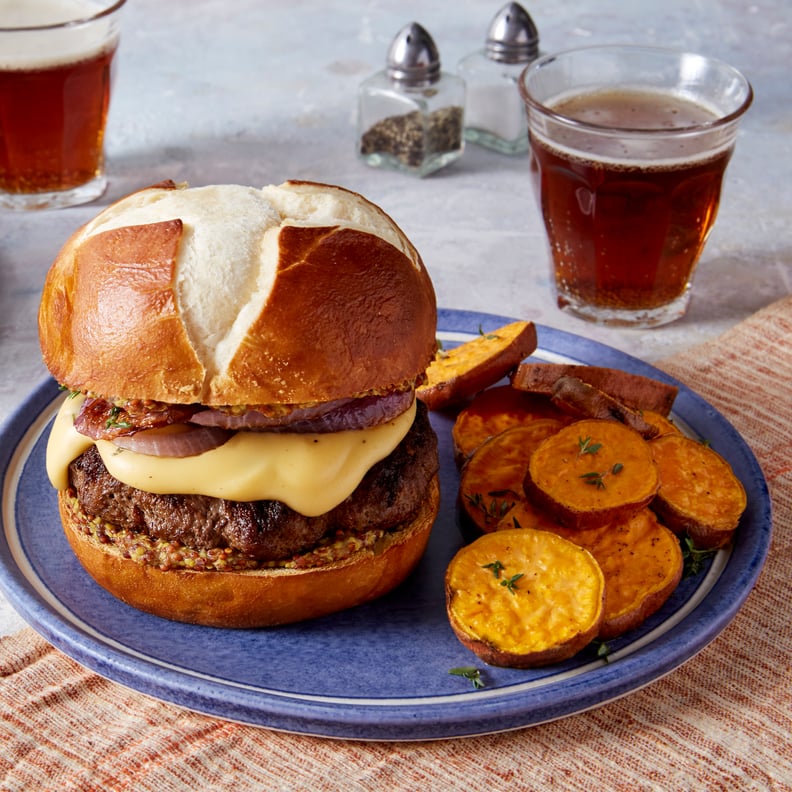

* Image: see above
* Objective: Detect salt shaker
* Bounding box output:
[357,22,466,177]
[457,3,539,154]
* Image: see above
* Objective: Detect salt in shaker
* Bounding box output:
[357,22,466,177]
[457,3,539,154]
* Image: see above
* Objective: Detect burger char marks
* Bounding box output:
[67,402,439,562]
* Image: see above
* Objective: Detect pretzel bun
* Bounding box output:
[38,180,437,406]
[39,181,441,628]
[58,475,439,628]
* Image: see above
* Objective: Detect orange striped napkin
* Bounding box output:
[2,297,790,791]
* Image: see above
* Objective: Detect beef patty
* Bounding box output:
[68,401,438,562]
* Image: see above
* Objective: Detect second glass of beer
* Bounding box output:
[519,45,752,327]
[0,0,126,211]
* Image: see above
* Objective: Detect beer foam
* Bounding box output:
[0,0,118,70]
[531,127,734,171]
[531,87,736,170]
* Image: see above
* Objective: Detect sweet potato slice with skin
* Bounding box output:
[525,419,660,530]
[459,421,564,533]
[451,385,570,467]
[418,321,538,410]
[642,410,680,438]
[547,510,684,640]
[649,434,747,549]
[512,363,678,416]
[550,376,659,439]
[495,500,566,534]
[445,528,604,668]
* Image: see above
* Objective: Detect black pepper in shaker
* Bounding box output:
[357,22,466,177]
[458,2,539,154]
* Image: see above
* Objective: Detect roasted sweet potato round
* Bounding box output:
[445,528,604,668]
[524,419,660,530]
[458,421,564,533]
[650,434,747,549]
[451,385,569,467]
[641,410,681,438]
[550,509,684,639]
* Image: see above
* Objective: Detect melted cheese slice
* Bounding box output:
[46,394,416,517]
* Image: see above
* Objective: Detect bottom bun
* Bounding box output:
[59,474,440,628]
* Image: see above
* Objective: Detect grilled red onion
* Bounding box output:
[190,390,414,434]
[111,425,232,457]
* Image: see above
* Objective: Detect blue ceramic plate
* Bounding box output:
[0,310,771,740]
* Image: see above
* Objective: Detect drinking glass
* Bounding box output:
[0,0,126,211]
[519,45,753,327]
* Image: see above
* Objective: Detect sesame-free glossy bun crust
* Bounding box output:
[39,180,437,407]
[58,474,440,628]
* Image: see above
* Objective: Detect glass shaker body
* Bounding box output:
[357,70,466,177]
[458,50,529,155]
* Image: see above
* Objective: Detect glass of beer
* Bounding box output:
[0,0,126,211]
[518,46,753,327]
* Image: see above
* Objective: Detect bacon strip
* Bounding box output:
[73,398,201,440]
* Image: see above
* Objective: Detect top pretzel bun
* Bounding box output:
[38,180,437,407]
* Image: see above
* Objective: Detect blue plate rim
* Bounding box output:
[0,310,772,740]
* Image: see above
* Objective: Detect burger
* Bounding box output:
[39,180,440,627]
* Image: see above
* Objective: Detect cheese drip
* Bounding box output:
[46,394,416,517]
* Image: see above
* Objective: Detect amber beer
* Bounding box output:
[520,46,752,327]
[0,47,115,194]
[0,0,123,209]
[531,89,732,315]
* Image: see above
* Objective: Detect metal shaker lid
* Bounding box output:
[485,2,539,63]
[386,22,441,86]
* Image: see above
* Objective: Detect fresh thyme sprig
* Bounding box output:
[449,666,485,689]
[593,640,611,662]
[681,536,717,578]
[477,324,498,340]
[104,405,132,430]
[465,490,519,523]
[482,560,524,594]
[500,572,524,595]
[578,436,603,457]
[580,463,624,490]
[577,435,624,488]
[481,560,505,579]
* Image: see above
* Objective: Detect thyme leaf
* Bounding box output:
[449,666,485,689]
[465,491,518,523]
[578,436,603,457]
[580,463,624,490]
[580,470,607,489]
[105,405,132,430]
[481,560,505,579]
[500,572,524,595]
[593,640,611,662]
[681,536,717,578]
[58,385,81,399]
[477,324,498,341]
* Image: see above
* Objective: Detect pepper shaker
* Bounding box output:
[357,22,466,177]
[457,3,539,154]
